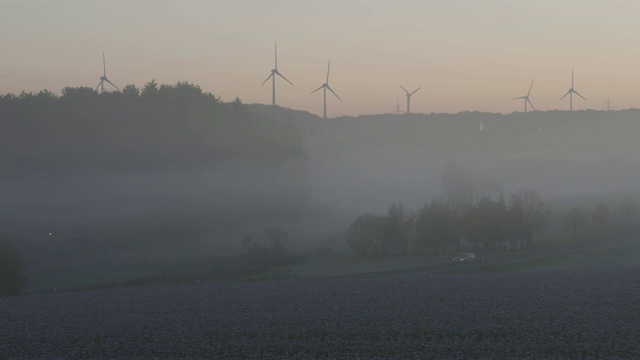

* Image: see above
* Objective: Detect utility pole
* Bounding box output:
[393,98,403,115]
[603,97,614,112]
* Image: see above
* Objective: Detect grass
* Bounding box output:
[450,229,640,275]
[22,221,640,293]
[291,222,640,279]
[291,251,446,278]
[24,254,295,293]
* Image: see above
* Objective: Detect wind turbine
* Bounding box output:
[261,43,294,106]
[560,70,586,111]
[399,85,421,114]
[513,79,536,112]
[311,60,342,119]
[96,51,119,93]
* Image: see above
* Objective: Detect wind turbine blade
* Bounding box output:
[327,85,342,102]
[513,96,525,100]
[274,42,278,69]
[96,80,103,91]
[527,98,535,111]
[105,78,119,90]
[573,90,586,100]
[103,51,106,77]
[399,84,409,94]
[276,71,294,86]
[261,73,273,86]
[326,60,331,83]
[560,90,571,100]
[527,79,534,97]
[310,85,324,94]
[410,87,422,95]
[572,69,574,88]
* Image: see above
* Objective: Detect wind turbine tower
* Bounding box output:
[560,70,586,111]
[513,79,535,112]
[261,43,294,106]
[311,60,342,119]
[399,85,421,114]
[96,51,119,93]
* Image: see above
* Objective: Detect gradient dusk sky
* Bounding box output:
[2,0,639,116]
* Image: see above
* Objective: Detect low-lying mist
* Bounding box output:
[3,86,640,292]
[293,109,640,212]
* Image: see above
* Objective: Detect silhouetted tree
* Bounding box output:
[60,86,99,103]
[441,161,476,215]
[245,227,292,268]
[141,79,159,97]
[440,161,476,252]
[462,195,508,250]
[504,194,526,250]
[35,89,57,102]
[592,202,609,233]
[509,189,551,247]
[346,213,386,256]
[381,203,412,255]
[122,84,140,97]
[0,238,26,296]
[563,206,587,240]
[415,200,452,254]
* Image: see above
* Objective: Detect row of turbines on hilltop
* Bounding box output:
[262,43,422,118]
[97,45,615,116]
[514,71,592,113]
[261,43,343,119]
[97,45,345,119]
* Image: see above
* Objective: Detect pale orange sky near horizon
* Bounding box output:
[1,0,640,117]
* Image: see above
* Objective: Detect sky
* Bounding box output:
[1,0,640,116]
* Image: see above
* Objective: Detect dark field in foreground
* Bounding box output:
[2,266,640,359]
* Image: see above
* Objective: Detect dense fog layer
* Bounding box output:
[0,86,310,258]
[3,88,640,275]
[286,108,640,212]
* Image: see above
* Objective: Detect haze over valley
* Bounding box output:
[2,88,640,265]
[4,2,640,358]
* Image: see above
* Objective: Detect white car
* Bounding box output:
[451,252,477,263]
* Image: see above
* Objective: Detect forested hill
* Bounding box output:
[3,84,639,246]
[261,107,640,162]
[250,104,640,162]
[0,83,310,243]
[0,83,306,178]
[249,105,640,211]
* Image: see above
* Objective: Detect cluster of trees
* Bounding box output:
[0,238,26,296]
[0,82,308,179]
[346,204,413,256]
[242,227,295,268]
[0,80,312,245]
[562,198,637,239]
[346,159,639,255]
[346,163,552,256]
[346,191,550,256]
[0,81,314,292]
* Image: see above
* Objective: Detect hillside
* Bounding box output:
[0,86,311,253]
[248,105,640,212]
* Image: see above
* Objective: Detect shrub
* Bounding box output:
[0,238,26,296]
